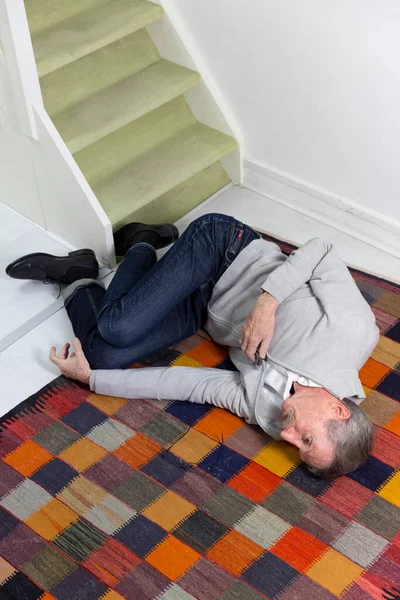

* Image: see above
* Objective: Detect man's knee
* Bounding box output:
[82,338,126,370]
[189,213,225,228]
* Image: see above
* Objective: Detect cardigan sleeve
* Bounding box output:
[89,366,252,421]
[261,237,379,343]
[261,238,334,303]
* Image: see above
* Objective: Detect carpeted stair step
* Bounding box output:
[40,29,160,117]
[24,0,112,37]
[53,60,200,154]
[74,97,197,185]
[30,0,164,77]
[87,122,237,228]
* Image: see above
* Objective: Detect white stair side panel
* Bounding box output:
[0,49,19,129]
[28,106,115,266]
[0,0,42,138]
[0,104,45,226]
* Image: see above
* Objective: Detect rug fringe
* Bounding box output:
[0,376,82,432]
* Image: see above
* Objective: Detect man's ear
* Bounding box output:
[330,401,351,421]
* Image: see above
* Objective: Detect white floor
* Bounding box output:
[1,186,399,417]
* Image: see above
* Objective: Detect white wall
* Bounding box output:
[163,0,400,226]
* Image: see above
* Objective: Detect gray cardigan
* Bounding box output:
[90,238,379,435]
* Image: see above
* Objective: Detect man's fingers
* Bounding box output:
[258,339,270,360]
[73,337,84,355]
[58,343,70,360]
[49,346,57,363]
[246,338,260,362]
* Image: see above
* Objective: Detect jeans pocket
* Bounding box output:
[224,222,245,266]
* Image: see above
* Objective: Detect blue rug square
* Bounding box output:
[376,371,400,401]
[242,551,298,598]
[52,566,107,600]
[62,403,107,435]
[115,514,166,557]
[166,400,212,426]
[199,446,249,482]
[31,458,79,495]
[141,451,190,487]
[286,464,332,497]
[0,506,19,538]
[3,571,43,600]
[215,357,238,371]
[348,455,395,491]
[385,321,400,343]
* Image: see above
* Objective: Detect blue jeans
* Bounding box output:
[65,213,260,369]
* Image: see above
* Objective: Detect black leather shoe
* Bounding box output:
[6,249,99,284]
[113,222,179,256]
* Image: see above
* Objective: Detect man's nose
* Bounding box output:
[281,427,300,448]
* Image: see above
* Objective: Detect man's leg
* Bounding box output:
[65,213,260,368]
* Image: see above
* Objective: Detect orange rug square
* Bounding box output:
[186,339,228,367]
[270,527,327,572]
[3,440,52,476]
[143,491,196,531]
[359,358,390,389]
[206,530,264,575]
[228,462,280,502]
[194,407,244,441]
[59,438,107,471]
[114,433,162,469]
[146,535,200,580]
[26,498,78,540]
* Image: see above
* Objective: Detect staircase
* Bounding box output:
[24,0,236,229]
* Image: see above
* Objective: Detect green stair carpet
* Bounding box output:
[25,0,236,228]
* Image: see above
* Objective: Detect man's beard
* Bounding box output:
[276,407,296,431]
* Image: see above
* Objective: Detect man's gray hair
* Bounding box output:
[310,398,374,479]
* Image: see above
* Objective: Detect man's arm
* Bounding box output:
[261,237,335,302]
[240,238,330,361]
[49,339,251,420]
[90,366,251,420]
[240,238,375,362]
[262,237,375,319]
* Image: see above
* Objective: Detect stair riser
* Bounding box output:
[74,97,196,187]
[41,30,160,117]
[112,162,231,229]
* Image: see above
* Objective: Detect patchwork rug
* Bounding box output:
[1,236,400,600]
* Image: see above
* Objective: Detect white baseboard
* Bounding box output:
[244,159,400,259]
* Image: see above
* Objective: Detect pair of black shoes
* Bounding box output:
[6,222,179,285]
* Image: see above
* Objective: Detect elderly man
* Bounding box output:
[7,213,379,477]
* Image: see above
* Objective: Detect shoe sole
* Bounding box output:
[5,249,95,277]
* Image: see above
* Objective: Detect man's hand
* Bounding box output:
[240,292,279,362]
[49,337,92,384]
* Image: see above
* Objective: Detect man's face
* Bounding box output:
[278,383,347,471]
